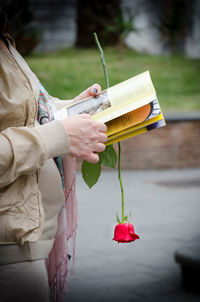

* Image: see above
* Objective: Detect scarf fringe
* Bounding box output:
[47,157,78,302]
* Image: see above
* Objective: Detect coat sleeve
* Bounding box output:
[0,121,70,188]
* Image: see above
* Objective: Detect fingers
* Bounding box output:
[87,152,99,164]
[90,83,101,96]
[84,140,106,164]
[61,114,107,163]
[98,132,108,143]
[75,83,102,102]
[97,121,107,133]
[74,114,107,134]
[80,114,91,119]
[79,114,107,133]
[88,118,107,133]
[85,143,106,164]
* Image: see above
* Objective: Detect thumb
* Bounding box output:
[81,114,92,119]
[75,84,101,102]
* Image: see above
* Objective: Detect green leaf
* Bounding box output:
[101,145,117,168]
[98,149,105,164]
[116,212,121,224]
[124,215,128,222]
[81,160,101,189]
[81,146,117,188]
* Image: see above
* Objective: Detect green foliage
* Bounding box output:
[104,9,137,38]
[116,212,121,224]
[123,215,128,222]
[103,9,137,60]
[81,160,101,189]
[82,145,117,188]
[100,145,117,168]
[27,48,200,112]
[116,212,132,224]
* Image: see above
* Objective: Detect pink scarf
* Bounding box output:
[37,84,78,301]
[46,156,78,302]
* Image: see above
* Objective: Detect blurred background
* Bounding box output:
[1,0,200,169]
[1,0,200,57]
[1,0,200,301]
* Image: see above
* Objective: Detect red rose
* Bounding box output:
[113,222,139,243]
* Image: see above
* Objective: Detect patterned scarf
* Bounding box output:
[37,84,65,189]
[37,83,78,302]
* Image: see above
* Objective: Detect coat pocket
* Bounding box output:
[0,174,44,244]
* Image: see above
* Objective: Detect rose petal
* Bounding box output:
[113,223,139,243]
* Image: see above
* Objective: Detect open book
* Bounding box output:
[55,71,165,145]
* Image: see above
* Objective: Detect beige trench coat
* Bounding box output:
[0,40,70,245]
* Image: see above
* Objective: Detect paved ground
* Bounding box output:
[64,169,200,302]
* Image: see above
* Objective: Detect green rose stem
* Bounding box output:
[94,32,125,223]
[93,33,110,89]
[117,141,125,222]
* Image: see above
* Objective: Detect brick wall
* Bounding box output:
[76,119,200,170]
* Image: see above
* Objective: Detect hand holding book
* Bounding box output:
[55,71,165,145]
[61,114,107,164]
[59,33,166,243]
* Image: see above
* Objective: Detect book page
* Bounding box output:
[108,113,164,140]
[106,103,150,136]
[106,117,166,145]
[57,71,156,123]
[106,98,161,136]
[63,91,111,117]
[92,93,156,123]
[107,71,155,107]
[106,127,147,145]
[92,71,156,122]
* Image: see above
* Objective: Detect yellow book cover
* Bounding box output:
[54,71,166,143]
